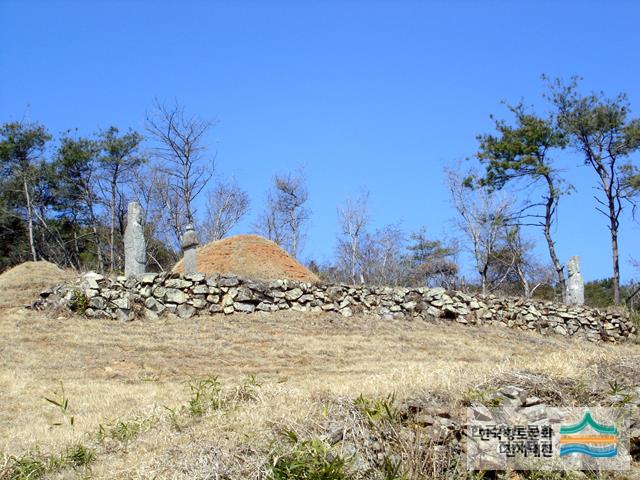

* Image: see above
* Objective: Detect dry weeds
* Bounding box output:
[0,277,638,478]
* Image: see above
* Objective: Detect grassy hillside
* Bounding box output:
[0,275,638,479]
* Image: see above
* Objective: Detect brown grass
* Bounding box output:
[0,261,74,308]
[171,234,320,282]
[0,265,638,478]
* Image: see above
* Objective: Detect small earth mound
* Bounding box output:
[172,234,320,283]
[0,261,74,308]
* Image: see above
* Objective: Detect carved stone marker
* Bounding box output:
[566,256,584,306]
[180,224,199,274]
[124,202,146,277]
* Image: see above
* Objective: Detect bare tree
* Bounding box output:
[255,170,310,258]
[97,127,144,272]
[446,167,513,295]
[201,178,249,243]
[337,191,369,285]
[146,100,214,227]
[501,226,551,298]
[548,77,640,304]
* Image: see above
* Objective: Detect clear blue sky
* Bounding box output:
[1,0,639,281]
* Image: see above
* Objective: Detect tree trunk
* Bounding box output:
[543,176,566,302]
[110,181,116,272]
[23,179,37,261]
[609,196,621,304]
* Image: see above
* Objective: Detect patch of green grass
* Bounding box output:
[2,443,95,480]
[44,381,75,428]
[188,376,224,416]
[268,431,351,480]
[460,388,501,407]
[353,393,400,424]
[97,416,155,444]
[68,289,89,314]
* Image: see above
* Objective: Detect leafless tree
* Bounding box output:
[446,167,514,295]
[131,165,181,269]
[255,170,310,258]
[336,191,369,285]
[358,224,407,286]
[501,226,552,298]
[146,100,214,227]
[201,178,250,243]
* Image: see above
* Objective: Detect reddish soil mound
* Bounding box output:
[172,234,320,283]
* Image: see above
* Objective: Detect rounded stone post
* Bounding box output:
[180,224,199,274]
[566,256,584,306]
[124,202,146,277]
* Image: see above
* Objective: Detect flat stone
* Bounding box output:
[285,288,304,301]
[234,302,255,313]
[218,276,240,287]
[165,278,192,289]
[209,304,223,314]
[112,297,130,309]
[141,273,157,285]
[165,288,186,304]
[190,298,207,309]
[176,303,196,319]
[184,272,205,282]
[192,284,209,295]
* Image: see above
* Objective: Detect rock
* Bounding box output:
[165,288,187,304]
[176,303,196,319]
[165,278,192,289]
[152,286,167,299]
[141,273,157,285]
[234,303,255,313]
[235,286,254,302]
[89,296,106,310]
[192,284,209,295]
[111,297,130,309]
[184,272,205,282]
[257,301,276,312]
[218,276,240,287]
[209,303,223,314]
[285,288,303,301]
[115,308,134,322]
[206,294,220,304]
[144,297,165,313]
[190,298,207,309]
[340,307,353,317]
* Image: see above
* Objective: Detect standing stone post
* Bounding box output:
[566,256,584,306]
[124,202,146,277]
[180,224,199,274]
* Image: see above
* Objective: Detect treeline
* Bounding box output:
[1,78,639,307]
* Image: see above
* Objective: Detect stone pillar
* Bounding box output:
[180,224,199,274]
[124,202,146,277]
[566,256,584,306]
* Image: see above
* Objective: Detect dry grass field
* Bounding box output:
[0,264,638,479]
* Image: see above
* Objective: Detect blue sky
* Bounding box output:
[1,0,639,281]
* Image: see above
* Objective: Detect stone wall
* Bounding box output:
[34,272,637,343]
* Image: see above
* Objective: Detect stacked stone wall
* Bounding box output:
[35,272,637,343]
